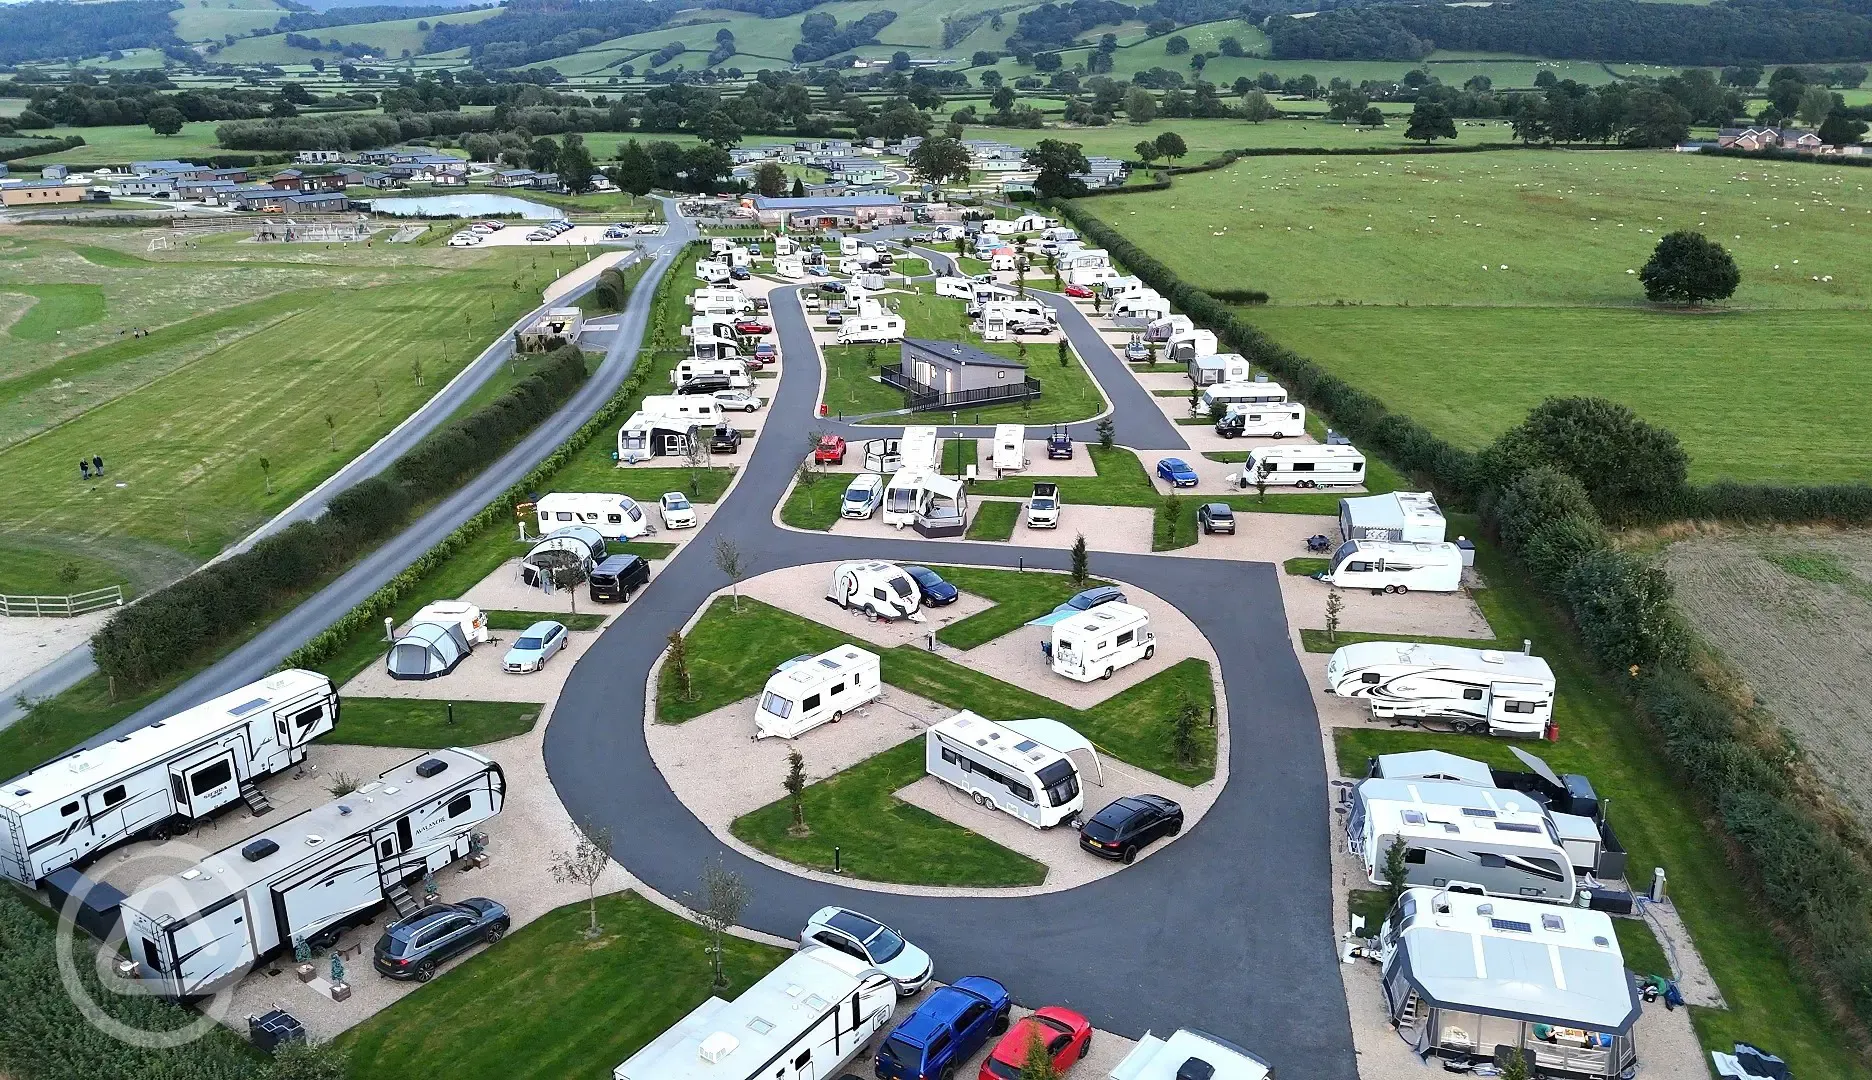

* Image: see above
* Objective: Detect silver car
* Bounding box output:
[800,906,932,994]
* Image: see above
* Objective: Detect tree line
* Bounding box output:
[792,10,898,63]
[0,0,178,65]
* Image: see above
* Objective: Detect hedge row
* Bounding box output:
[1052,194,1872,1025]
[1699,145,1872,169]
[0,135,84,163]
[92,345,589,688]
[280,246,691,672]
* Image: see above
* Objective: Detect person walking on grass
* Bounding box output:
[92,454,104,476]
[79,459,91,481]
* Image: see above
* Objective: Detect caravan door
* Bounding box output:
[166,897,255,995]
[173,749,241,818]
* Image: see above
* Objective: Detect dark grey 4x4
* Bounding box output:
[590,553,650,604]
[373,898,509,982]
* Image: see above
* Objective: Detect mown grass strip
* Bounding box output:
[328,698,541,748]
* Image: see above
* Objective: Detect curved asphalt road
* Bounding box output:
[544,228,1355,1073]
[76,201,698,745]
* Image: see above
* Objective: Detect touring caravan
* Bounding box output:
[755,645,882,739]
[695,259,732,284]
[1319,540,1463,594]
[1111,292,1170,321]
[1101,276,1147,300]
[935,276,974,300]
[835,302,905,345]
[1166,328,1218,363]
[1058,248,1109,273]
[1044,602,1155,683]
[119,748,504,997]
[1230,445,1366,489]
[1068,264,1120,288]
[992,424,1027,474]
[614,945,897,1080]
[1144,315,1192,343]
[1328,642,1555,736]
[521,525,608,588]
[673,357,752,391]
[616,411,699,463]
[1188,352,1251,386]
[689,287,751,316]
[0,671,337,886]
[882,469,928,527]
[1339,491,1447,544]
[925,711,1089,829]
[1216,402,1307,439]
[1345,776,1577,902]
[534,493,651,541]
[688,333,742,365]
[1200,382,1287,414]
[826,561,924,621]
[641,393,723,427]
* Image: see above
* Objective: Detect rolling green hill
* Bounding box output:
[171,0,292,45]
[212,5,501,63]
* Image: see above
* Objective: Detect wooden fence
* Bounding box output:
[0,586,124,618]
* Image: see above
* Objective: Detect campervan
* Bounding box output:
[1101,276,1147,300]
[119,748,505,997]
[1111,292,1170,321]
[1230,444,1366,489]
[755,645,883,739]
[835,302,905,345]
[0,671,337,886]
[1327,641,1554,736]
[1345,776,1577,902]
[1319,539,1464,594]
[534,493,651,541]
[695,259,732,284]
[614,946,897,1080]
[1044,602,1155,683]
[1067,265,1119,288]
[992,425,1026,473]
[689,287,751,316]
[672,357,752,390]
[1215,401,1307,439]
[925,711,1088,829]
[826,561,923,621]
[1200,382,1287,414]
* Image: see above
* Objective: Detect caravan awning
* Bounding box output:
[1025,609,1077,629]
[1002,717,1103,786]
[922,475,965,501]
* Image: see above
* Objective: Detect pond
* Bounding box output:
[367,194,561,220]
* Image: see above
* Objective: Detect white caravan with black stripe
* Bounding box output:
[118,747,504,997]
[1345,776,1576,903]
[0,670,336,887]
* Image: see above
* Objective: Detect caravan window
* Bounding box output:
[802,694,821,712]
[1116,630,1135,647]
[941,747,959,765]
[447,793,472,818]
[1361,673,1381,684]
[1504,700,1537,714]
[829,682,845,697]
[294,706,321,730]
[1463,688,1484,700]
[61,801,79,817]
[103,785,127,807]
[1037,760,1079,807]
[873,587,888,601]
[606,513,622,524]
[1294,462,1316,472]
[760,692,793,719]
[1348,561,1372,573]
[556,512,572,521]
[1405,847,1426,864]
[190,761,232,795]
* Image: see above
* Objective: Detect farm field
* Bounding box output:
[14,122,227,166]
[1084,151,1872,482]
[212,5,502,64]
[170,0,291,43]
[1662,530,1872,829]
[975,117,1518,159]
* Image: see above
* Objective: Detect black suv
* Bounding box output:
[709,424,743,454]
[1079,795,1184,863]
[373,898,509,982]
[589,553,650,603]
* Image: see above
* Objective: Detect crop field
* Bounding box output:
[0,238,564,573]
[1663,530,1872,830]
[1084,151,1872,483]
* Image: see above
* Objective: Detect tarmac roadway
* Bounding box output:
[542,240,1359,1073]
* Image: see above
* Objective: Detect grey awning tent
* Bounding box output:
[1003,717,1104,787]
[1373,750,1495,787]
[386,621,471,680]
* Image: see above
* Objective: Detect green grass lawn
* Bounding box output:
[486,610,607,631]
[965,500,1019,540]
[1283,557,1329,576]
[16,122,229,165]
[1298,627,1511,653]
[3,284,107,342]
[1616,917,1673,982]
[0,537,131,597]
[338,891,787,1080]
[781,472,846,529]
[328,698,541,748]
[659,597,849,723]
[932,566,1108,650]
[730,739,1047,887]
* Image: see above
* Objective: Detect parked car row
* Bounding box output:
[526,219,575,242]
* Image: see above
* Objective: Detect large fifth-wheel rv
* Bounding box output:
[118,747,504,998]
[0,670,337,887]
[1345,776,1578,902]
[1229,444,1366,489]
[1318,540,1464,594]
[756,645,883,739]
[925,711,1090,829]
[825,561,924,622]
[1326,641,1556,737]
[534,493,652,542]
[615,945,898,1080]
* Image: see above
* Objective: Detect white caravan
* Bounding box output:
[841,473,885,518]
[119,747,505,996]
[992,424,1027,473]
[709,237,734,256]
[1217,401,1307,439]
[1200,382,1287,413]
[826,561,924,621]
[695,259,732,284]
[673,357,752,390]
[615,945,897,1080]
[1046,602,1155,682]
[1320,539,1464,594]
[1101,276,1147,300]
[881,427,943,525]
[641,393,723,426]
[1326,641,1555,736]
[1166,327,1218,362]
[689,287,751,315]
[616,411,698,462]
[0,670,337,886]
[1058,248,1109,272]
[534,493,651,541]
[1345,776,1577,903]
[1111,292,1170,321]
[1231,444,1366,489]
[934,276,974,300]
[835,304,905,345]
[688,333,743,365]
[755,645,882,739]
[775,253,805,277]
[1144,314,1193,343]
[1111,1030,1273,1080]
[1068,265,1120,288]
[925,711,1089,829]
[1189,352,1251,385]
[1339,490,1447,544]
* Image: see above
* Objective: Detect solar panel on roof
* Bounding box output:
[1460,807,1498,818]
[1495,822,1541,834]
[227,697,269,716]
[1490,918,1533,933]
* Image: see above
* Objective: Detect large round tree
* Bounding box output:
[1639,231,1740,305]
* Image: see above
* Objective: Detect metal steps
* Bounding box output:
[385,881,419,921]
[239,782,274,817]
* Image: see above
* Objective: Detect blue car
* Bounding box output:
[902,565,959,606]
[1156,457,1199,487]
[875,976,1011,1080]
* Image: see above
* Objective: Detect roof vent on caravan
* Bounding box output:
[337,804,353,816]
[242,838,279,862]
[415,758,449,778]
[1541,913,1566,932]
[1401,809,1427,825]
[1177,1058,1217,1080]
[1480,650,1504,664]
[305,834,323,847]
[699,1032,739,1064]
[1593,935,1611,948]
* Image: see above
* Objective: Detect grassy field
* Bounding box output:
[339,891,787,1080]
[965,499,1019,540]
[214,6,503,64]
[732,739,1048,886]
[15,122,228,165]
[1085,151,1872,484]
[170,0,290,43]
[328,698,541,747]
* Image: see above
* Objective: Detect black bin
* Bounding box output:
[249,1010,306,1053]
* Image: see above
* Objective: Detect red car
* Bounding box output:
[734,319,773,335]
[1063,283,1093,298]
[979,1007,1092,1080]
[814,434,846,464]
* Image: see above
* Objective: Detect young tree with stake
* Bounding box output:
[784,748,809,836]
[549,818,615,939]
[714,536,749,611]
[696,858,751,989]
[1325,589,1344,643]
[1070,534,1089,585]
[666,629,693,700]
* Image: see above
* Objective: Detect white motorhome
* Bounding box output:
[0,671,337,886]
[695,259,732,284]
[1200,381,1287,414]
[1346,776,1577,902]
[614,945,897,1080]
[992,424,1027,473]
[673,357,752,390]
[119,747,505,996]
[1231,444,1366,489]
[690,289,751,317]
[1320,539,1464,594]
[755,645,882,739]
[534,493,651,541]
[1216,401,1307,439]
[1110,1030,1273,1080]
[1326,641,1555,736]
[835,304,905,345]
[1045,602,1155,682]
[1101,276,1147,300]
[825,561,923,621]
[925,711,1089,829]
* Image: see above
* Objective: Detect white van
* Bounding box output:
[841,473,885,518]
[695,259,731,284]
[826,561,923,621]
[1321,540,1464,594]
[1231,444,1366,489]
[1046,602,1154,682]
[755,645,882,739]
[534,492,651,540]
[924,711,1088,829]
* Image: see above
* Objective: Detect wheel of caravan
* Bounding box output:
[1144,644,1155,660]
[971,791,986,807]
[1383,585,1398,595]
[1102,667,1114,680]
[1273,432,1286,439]
[863,604,876,619]
[1395,585,1409,596]
[830,711,843,724]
